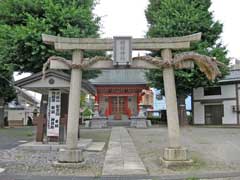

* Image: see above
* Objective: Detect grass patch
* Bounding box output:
[15,154,23,160]
[171,151,207,172]
[80,129,111,143]
[0,127,35,138]
[186,177,200,180]
[26,131,34,137]
[192,137,210,144]
[148,140,152,143]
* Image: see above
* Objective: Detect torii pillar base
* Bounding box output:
[160,147,193,167]
[58,148,83,163]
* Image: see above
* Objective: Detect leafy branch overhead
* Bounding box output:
[0,0,102,79]
[145,0,229,97]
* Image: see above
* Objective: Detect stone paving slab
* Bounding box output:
[102,127,147,176]
[17,139,93,151]
[0,168,5,173]
[86,142,105,152]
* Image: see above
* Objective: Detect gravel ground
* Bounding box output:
[0,127,111,176]
[2,126,240,178]
[0,148,105,176]
[128,126,240,176]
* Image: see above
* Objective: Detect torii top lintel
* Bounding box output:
[42,33,201,51]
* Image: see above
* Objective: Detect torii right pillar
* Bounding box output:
[161,49,192,167]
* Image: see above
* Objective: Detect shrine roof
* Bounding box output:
[90,69,148,85]
[14,70,96,95]
[219,69,240,84]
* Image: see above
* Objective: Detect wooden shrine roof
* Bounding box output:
[14,70,96,95]
[90,69,147,85]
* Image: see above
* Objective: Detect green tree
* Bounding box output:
[0,0,101,79]
[0,0,102,127]
[145,0,229,125]
[0,64,16,127]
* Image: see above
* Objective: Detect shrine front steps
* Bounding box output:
[107,120,131,127]
[89,120,152,128]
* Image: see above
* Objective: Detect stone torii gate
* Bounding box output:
[42,33,221,166]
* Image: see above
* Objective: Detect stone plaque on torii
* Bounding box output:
[42,33,221,166]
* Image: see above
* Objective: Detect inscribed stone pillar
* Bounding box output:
[66,50,82,149]
[160,49,192,166]
[161,49,180,148]
[58,50,83,163]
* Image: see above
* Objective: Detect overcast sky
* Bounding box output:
[93,0,240,109]
[94,0,240,60]
[15,0,240,82]
[14,0,240,106]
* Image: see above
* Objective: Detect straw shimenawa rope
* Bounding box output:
[42,56,112,79]
[173,52,222,80]
[42,56,71,79]
[133,52,223,81]
[43,52,223,81]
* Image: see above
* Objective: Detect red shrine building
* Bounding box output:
[90,69,153,120]
[14,69,153,141]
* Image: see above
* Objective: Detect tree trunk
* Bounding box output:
[40,94,48,117]
[177,94,188,126]
[36,94,48,142]
[0,97,5,128]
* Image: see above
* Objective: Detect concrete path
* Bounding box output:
[102,127,147,175]
[85,142,105,152]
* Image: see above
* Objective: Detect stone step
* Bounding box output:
[107,120,131,127]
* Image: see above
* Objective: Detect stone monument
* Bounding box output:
[130,103,148,128]
[90,102,107,128]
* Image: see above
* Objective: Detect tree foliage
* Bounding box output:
[0,65,16,102]
[145,0,229,97]
[0,0,101,79]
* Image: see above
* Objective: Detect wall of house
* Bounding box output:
[222,100,237,124]
[237,84,240,123]
[194,84,235,100]
[7,109,25,126]
[193,102,205,124]
[193,84,238,125]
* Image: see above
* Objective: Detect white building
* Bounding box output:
[193,69,240,125]
[5,88,40,126]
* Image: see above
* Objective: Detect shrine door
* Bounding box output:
[112,97,126,116]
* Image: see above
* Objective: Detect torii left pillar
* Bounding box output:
[58,50,83,162]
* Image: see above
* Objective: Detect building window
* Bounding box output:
[204,86,221,96]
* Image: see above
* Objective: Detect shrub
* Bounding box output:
[83,108,93,117]
[27,116,33,126]
[147,116,167,124]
